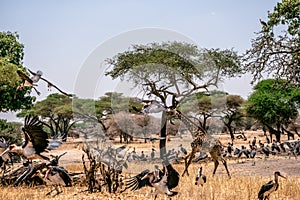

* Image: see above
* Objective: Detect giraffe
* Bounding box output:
[169,110,231,178]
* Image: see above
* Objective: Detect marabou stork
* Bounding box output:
[258,171,286,200]
[133,98,166,114]
[271,140,281,153]
[193,152,208,162]
[179,144,188,155]
[252,137,257,147]
[151,148,155,160]
[135,136,166,144]
[227,142,234,157]
[0,116,60,161]
[0,137,11,167]
[122,159,179,199]
[259,19,267,27]
[15,68,72,98]
[195,166,206,186]
[34,165,72,196]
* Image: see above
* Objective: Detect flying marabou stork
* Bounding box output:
[258,171,286,200]
[15,68,72,98]
[122,159,179,199]
[0,116,56,161]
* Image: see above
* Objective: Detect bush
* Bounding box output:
[0,119,22,145]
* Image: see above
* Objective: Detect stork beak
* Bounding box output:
[0,148,10,157]
[141,173,151,180]
[279,174,287,179]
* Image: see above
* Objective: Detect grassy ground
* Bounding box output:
[1,130,300,199]
[0,164,299,200]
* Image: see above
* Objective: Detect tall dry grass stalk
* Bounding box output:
[1,163,299,200]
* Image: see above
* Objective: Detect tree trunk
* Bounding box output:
[226,123,235,142]
[159,111,167,158]
[276,123,281,142]
[266,124,281,142]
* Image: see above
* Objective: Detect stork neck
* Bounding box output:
[11,146,23,155]
[274,174,280,184]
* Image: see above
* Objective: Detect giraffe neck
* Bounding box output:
[178,111,206,138]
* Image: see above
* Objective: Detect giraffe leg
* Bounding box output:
[182,152,195,177]
[221,158,231,178]
[212,159,219,176]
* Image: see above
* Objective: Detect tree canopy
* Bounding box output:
[106,41,242,157]
[180,91,245,141]
[0,31,24,65]
[106,42,242,109]
[18,93,74,141]
[246,79,299,141]
[0,32,35,112]
[243,0,300,86]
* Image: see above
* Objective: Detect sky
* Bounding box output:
[0,0,280,121]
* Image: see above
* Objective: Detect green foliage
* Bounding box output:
[0,119,22,145]
[106,41,242,108]
[106,42,241,81]
[106,41,242,157]
[73,92,137,121]
[18,94,74,140]
[180,91,245,139]
[0,31,24,65]
[246,79,299,127]
[267,0,300,36]
[0,31,35,112]
[206,48,242,78]
[0,58,34,112]
[244,0,300,86]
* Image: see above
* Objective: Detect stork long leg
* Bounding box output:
[32,87,41,95]
[46,188,54,196]
[46,186,61,197]
[53,186,62,197]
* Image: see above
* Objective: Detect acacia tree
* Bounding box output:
[246,79,299,142]
[222,95,244,141]
[106,41,242,157]
[0,32,34,112]
[18,93,74,141]
[180,91,244,141]
[244,0,300,86]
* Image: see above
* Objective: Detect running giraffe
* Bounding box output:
[169,110,231,177]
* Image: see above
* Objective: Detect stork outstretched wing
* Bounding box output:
[121,169,152,192]
[22,115,49,154]
[163,159,179,190]
[39,76,72,97]
[22,68,72,97]
[17,70,33,84]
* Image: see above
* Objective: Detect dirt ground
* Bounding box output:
[1,130,300,200]
[54,130,300,178]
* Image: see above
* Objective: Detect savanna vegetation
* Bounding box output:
[0,0,300,199]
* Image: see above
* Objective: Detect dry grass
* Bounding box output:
[1,163,299,200]
[1,131,300,199]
